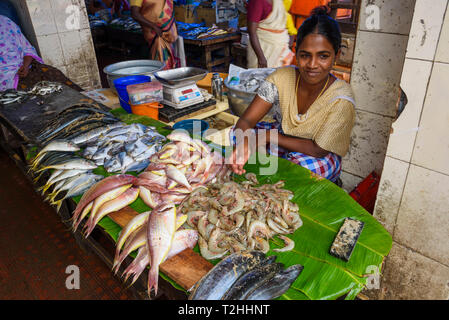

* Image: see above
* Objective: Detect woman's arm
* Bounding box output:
[273,133,330,158]
[130,6,162,36]
[229,95,273,174]
[248,21,267,68]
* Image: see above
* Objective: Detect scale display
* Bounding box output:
[162,81,204,109]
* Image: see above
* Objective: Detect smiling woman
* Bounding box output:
[228,6,355,183]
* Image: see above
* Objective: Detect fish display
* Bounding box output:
[189,252,303,300]
[78,123,166,173]
[133,131,232,209]
[178,173,302,259]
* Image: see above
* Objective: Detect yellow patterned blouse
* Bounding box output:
[260,66,355,157]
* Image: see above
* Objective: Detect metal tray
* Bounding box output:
[154,67,208,85]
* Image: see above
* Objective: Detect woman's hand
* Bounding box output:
[17,65,29,78]
[258,56,268,68]
[229,139,251,175]
[17,56,33,78]
[152,25,163,37]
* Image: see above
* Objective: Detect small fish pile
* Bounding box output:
[29,139,102,211]
[189,251,303,300]
[0,90,29,105]
[109,17,142,31]
[178,173,302,260]
[133,131,232,209]
[80,122,166,173]
[111,203,198,297]
[35,103,121,146]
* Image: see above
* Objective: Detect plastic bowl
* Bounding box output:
[173,119,209,137]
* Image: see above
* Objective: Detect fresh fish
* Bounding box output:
[125,138,150,158]
[147,203,177,296]
[39,169,89,195]
[165,165,192,191]
[72,174,139,226]
[70,122,124,146]
[113,211,151,270]
[104,156,122,173]
[84,187,140,237]
[189,251,267,300]
[221,261,283,300]
[53,174,103,212]
[113,226,147,274]
[123,159,150,173]
[244,264,304,300]
[33,139,80,163]
[81,145,99,159]
[35,158,97,173]
[118,152,135,173]
[47,172,100,206]
[104,123,145,138]
[121,229,198,285]
[89,184,133,224]
[133,145,160,162]
[138,186,161,209]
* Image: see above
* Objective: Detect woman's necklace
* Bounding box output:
[296,74,330,100]
[295,73,330,120]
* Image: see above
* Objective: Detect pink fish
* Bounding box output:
[146,203,177,296]
[72,174,138,226]
[83,187,140,237]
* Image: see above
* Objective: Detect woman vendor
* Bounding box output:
[229,6,355,183]
[246,0,294,68]
[130,0,180,69]
[0,15,81,92]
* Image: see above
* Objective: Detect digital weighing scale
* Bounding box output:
[162,81,204,109]
[154,67,207,109]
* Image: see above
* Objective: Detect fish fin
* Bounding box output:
[147,266,159,297]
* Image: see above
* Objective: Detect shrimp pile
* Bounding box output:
[179,173,303,259]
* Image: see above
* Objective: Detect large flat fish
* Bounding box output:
[244,264,304,300]
[221,260,282,300]
[189,251,268,300]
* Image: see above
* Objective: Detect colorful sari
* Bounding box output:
[0,15,43,91]
[134,0,180,69]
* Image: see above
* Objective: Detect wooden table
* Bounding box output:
[183,33,241,72]
[0,86,215,299]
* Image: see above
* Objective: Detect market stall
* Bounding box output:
[0,78,392,300]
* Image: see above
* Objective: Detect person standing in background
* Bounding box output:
[130,0,180,69]
[246,0,294,68]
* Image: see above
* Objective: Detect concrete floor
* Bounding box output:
[0,147,136,300]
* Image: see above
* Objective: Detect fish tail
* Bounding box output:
[147,266,159,297]
[55,200,63,212]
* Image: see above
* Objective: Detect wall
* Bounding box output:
[17,0,101,91]
[369,0,449,299]
[341,0,416,192]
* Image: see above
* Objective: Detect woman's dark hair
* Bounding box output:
[296,6,342,54]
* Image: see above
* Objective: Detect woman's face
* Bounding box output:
[296,33,339,85]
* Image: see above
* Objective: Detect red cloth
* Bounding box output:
[247,0,273,23]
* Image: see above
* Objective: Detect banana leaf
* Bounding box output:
[66,109,392,299]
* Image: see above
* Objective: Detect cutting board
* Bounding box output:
[108,206,213,291]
